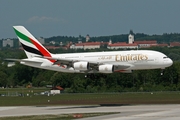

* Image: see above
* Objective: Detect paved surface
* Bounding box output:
[0,104,180,120]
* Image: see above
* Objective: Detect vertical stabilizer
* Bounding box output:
[13,26,52,59]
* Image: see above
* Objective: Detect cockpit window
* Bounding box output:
[163,56,168,59]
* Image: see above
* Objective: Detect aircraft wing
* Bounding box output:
[5,57,131,71]
[41,56,131,70]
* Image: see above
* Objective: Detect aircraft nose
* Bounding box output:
[166,58,173,67]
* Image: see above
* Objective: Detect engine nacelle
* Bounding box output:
[98,64,114,73]
[73,61,89,70]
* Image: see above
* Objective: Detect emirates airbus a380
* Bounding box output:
[8,26,173,74]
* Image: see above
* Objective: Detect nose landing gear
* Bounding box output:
[161,69,164,75]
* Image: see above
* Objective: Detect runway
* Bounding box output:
[0,104,180,120]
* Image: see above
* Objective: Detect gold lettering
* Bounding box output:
[127,54,131,61]
[139,54,141,60]
[116,55,119,61]
[142,55,148,60]
[122,55,127,61]
[115,54,148,61]
[139,55,141,60]
[132,55,138,60]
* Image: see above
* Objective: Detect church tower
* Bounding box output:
[109,38,112,45]
[86,34,90,42]
[128,30,134,44]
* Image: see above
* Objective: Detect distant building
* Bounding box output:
[51,86,64,94]
[70,42,101,50]
[51,86,64,91]
[60,42,63,46]
[170,42,180,47]
[69,30,171,50]
[45,46,60,49]
[107,30,160,49]
[134,40,157,48]
[151,43,169,47]
[128,30,134,44]
[50,41,56,45]
[37,37,45,44]
[108,42,138,49]
[3,39,13,47]
[86,34,90,42]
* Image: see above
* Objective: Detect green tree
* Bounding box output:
[0,71,8,87]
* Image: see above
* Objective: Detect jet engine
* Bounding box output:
[98,64,114,73]
[73,61,89,70]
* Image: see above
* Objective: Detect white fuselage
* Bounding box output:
[20,50,173,73]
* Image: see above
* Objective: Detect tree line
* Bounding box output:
[46,32,180,44]
[1,32,180,49]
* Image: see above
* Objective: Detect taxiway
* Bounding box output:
[0,104,180,120]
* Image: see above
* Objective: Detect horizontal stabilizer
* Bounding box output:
[5,58,22,62]
[5,58,42,64]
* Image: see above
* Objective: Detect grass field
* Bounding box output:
[1,88,180,106]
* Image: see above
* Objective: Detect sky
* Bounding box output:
[1,0,180,39]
